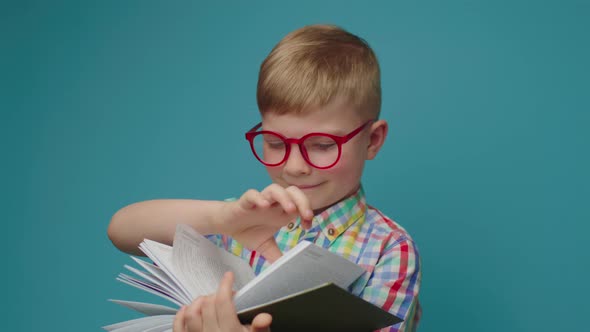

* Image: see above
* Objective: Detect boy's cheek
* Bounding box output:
[332,154,365,177]
[325,163,364,194]
[265,167,282,183]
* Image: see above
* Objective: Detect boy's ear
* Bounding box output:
[366,120,388,160]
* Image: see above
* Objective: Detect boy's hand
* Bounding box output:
[218,184,314,262]
[173,272,272,332]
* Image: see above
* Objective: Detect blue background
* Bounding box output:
[3,1,588,331]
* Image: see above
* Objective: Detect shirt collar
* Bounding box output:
[289,185,367,242]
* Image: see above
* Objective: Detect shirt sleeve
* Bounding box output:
[204,197,252,260]
[205,234,250,260]
[359,236,422,332]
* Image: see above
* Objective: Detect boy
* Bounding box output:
[108,24,421,332]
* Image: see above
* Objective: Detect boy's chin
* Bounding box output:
[310,196,340,214]
[310,187,360,213]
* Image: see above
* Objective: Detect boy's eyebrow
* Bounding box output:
[263,126,349,136]
[324,129,348,135]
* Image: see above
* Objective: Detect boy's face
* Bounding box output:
[260,97,379,213]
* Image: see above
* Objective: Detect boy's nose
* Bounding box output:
[283,145,312,176]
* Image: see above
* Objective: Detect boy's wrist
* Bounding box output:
[211,200,234,235]
[257,239,283,263]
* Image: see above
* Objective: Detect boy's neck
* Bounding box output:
[312,183,361,215]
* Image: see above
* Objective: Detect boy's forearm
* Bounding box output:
[107,199,227,255]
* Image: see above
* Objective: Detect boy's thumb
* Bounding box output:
[250,313,272,332]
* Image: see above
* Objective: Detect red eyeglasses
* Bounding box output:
[245,120,372,169]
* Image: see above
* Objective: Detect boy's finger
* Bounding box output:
[215,272,242,330]
[250,313,272,332]
[262,186,296,214]
[200,295,219,331]
[285,186,314,224]
[184,298,204,332]
[240,190,270,210]
[172,306,186,332]
[239,190,258,209]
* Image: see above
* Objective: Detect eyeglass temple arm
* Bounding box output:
[341,120,373,143]
[245,122,263,138]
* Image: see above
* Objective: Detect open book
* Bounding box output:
[105,224,402,331]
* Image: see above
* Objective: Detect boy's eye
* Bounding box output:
[306,138,337,152]
[313,143,336,151]
[264,138,285,149]
[268,142,285,148]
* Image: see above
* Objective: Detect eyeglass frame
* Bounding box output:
[244,120,373,169]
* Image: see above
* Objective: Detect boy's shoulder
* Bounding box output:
[364,204,417,245]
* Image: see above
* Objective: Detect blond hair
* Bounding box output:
[257,24,381,118]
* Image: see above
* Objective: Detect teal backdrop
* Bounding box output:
[3,1,588,331]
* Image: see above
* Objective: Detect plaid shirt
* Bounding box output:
[207,186,421,332]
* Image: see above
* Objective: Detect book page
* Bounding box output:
[130,257,192,304]
[234,241,365,311]
[109,299,178,316]
[116,273,183,307]
[102,315,174,332]
[140,240,193,303]
[124,264,189,305]
[171,225,256,300]
[143,323,173,332]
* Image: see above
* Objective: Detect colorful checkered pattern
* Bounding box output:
[207,186,421,331]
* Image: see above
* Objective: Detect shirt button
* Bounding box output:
[328,228,335,236]
[287,222,295,230]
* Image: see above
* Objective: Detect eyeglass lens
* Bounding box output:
[251,133,340,168]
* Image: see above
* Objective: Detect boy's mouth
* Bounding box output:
[293,183,323,190]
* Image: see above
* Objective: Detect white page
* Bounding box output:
[117,273,172,298]
[140,240,193,302]
[124,264,189,305]
[109,318,171,332]
[171,225,255,299]
[129,257,192,304]
[103,315,173,331]
[116,275,183,307]
[109,299,178,316]
[234,241,365,311]
[113,317,171,332]
[143,322,174,332]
